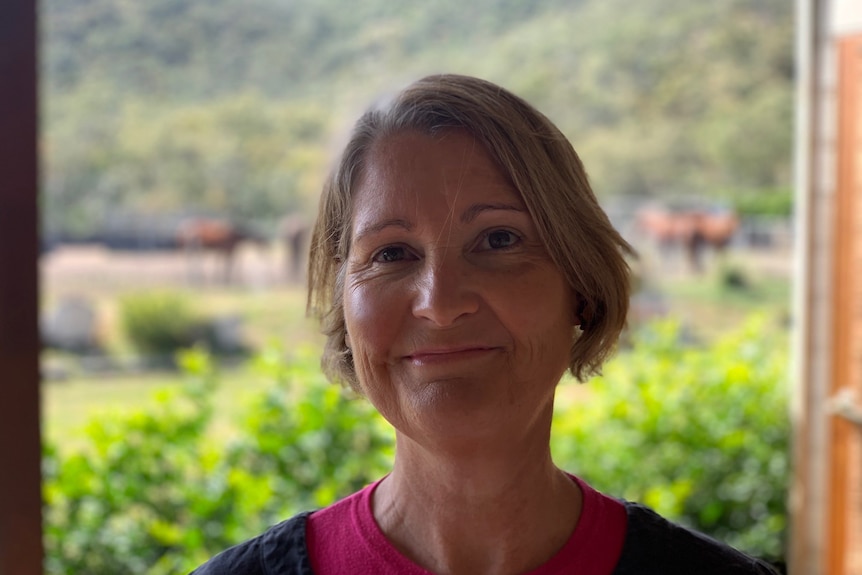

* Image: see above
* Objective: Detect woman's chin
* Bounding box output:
[384,381,552,454]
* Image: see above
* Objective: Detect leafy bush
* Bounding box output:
[718,263,751,291]
[552,316,789,560]
[227,348,394,516]
[119,291,202,357]
[43,347,393,574]
[731,187,794,217]
[43,349,220,574]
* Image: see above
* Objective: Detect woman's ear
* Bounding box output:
[574,294,587,329]
[345,332,352,350]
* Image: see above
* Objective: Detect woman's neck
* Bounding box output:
[372,433,583,575]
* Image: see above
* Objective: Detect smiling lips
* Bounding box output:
[405,346,501,366]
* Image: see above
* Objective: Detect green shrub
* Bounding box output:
[43,348,393,575]
[552,316,789,560]
[226,348,394,518]
[119,291,202,357]
[731,187,794,217]
[43,349,217,574]
[719,263,751,291]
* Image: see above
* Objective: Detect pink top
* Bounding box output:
[306,475,627,574]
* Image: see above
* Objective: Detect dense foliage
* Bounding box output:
[43,348,393,574]
[42,0,793,237]
[43,318,789,573]
[553,317,789,559]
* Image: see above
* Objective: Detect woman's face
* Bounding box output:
[343,130,575,448]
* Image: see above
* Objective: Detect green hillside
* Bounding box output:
[41,0,793,237]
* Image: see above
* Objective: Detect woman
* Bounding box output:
[192,74,778,574]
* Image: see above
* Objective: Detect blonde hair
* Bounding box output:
[308,74,633,390]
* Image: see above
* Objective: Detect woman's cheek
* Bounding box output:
[345,278,397,365]
[344,280,406,418]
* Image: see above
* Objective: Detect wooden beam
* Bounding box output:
[789,0,827,571]
[828,33,862,575]
[0,0,44,574]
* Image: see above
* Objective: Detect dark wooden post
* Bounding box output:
[0,0,44,574]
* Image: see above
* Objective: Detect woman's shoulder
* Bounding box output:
[188,512,314,575]
[614,502,780,575]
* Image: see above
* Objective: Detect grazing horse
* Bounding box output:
[278,213,310,283]
[175,218,267,284]
[635,206,740,273]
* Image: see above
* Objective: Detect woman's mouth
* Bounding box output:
[405,346,500,366]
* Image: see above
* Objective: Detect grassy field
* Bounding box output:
[45,368,256,450]
[42,308,326,452]
[637,249,792,340]
[41,245,326,451]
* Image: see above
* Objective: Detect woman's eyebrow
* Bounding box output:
[460,203,525,224]
[353,219,412,243]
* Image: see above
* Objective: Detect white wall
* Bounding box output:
[832,0,862,35]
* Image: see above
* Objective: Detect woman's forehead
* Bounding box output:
[360,131,515,192]
[351,131,525,221]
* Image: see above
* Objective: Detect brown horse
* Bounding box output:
[175,218,267,284]
[635,206,740,273]
[278,213,310,283]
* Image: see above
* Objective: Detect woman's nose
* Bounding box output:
[412,256,480,326]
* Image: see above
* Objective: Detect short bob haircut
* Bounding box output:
[308,73,633,390]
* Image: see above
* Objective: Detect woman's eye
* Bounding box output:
[372,246,410,263]
[483,230,519,250]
